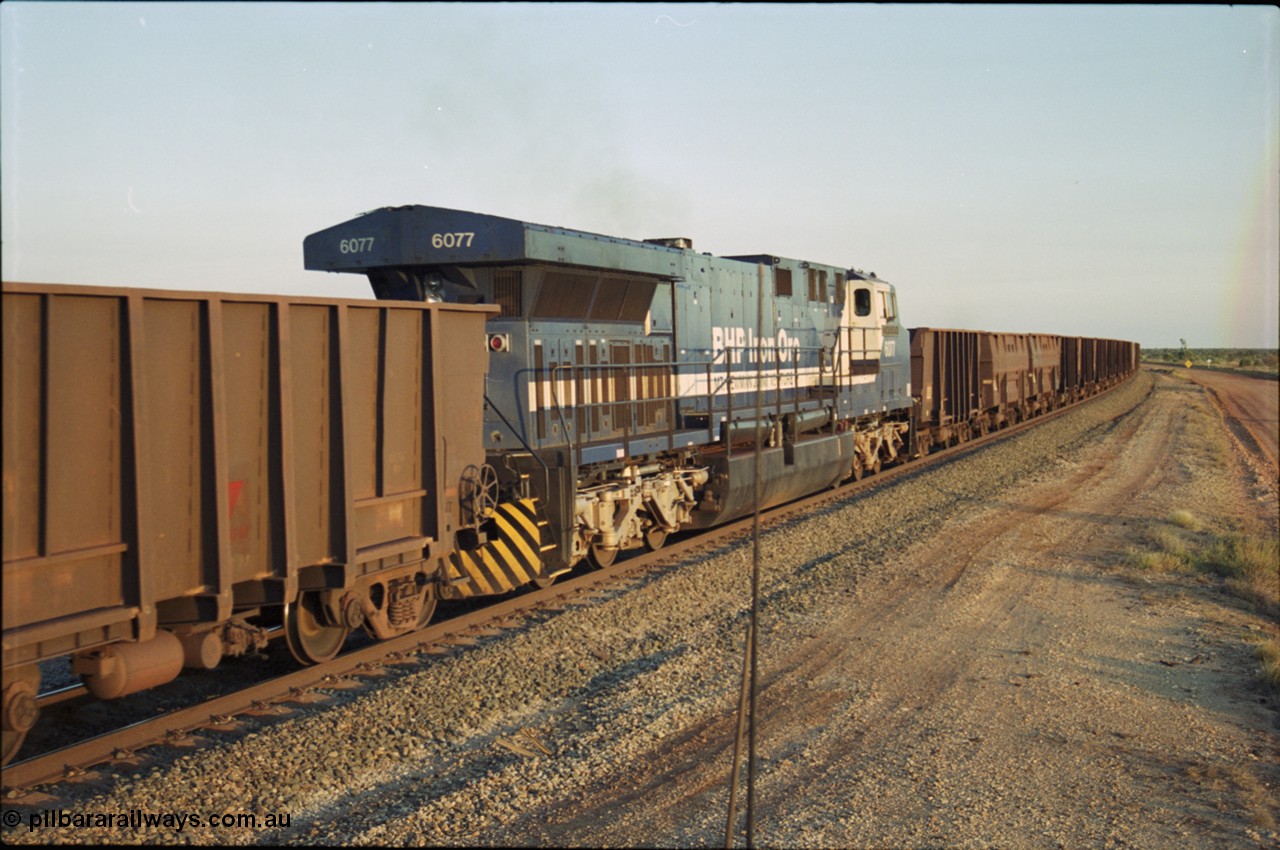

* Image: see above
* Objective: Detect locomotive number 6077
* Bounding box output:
[338,237,375,253]
[431,232,475,248]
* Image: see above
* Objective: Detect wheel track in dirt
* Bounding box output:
[529,374,1181,844]
[749,372,1185,832]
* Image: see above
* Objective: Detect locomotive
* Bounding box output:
[0,207,1138,765]
[304,206,915,581]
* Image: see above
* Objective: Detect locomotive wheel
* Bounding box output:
[869,457,882,476]
[644,526,669,552]
[2,665,40,766]
[587,543,618,569]
[284,591,350,665]
[532,573,558,589]
[851,462,864,482]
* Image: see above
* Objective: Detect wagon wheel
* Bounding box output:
[416,592,438,630]
[587,542,618,569]
[1,665,40,766]
[284,591,350,665]
[460,464,500,526]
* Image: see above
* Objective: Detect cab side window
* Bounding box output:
[879,291,897,321]
[854,288,872,317]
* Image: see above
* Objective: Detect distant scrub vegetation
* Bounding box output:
[1143,348,1278,374]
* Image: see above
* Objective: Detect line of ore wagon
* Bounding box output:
[1,206,1138,763]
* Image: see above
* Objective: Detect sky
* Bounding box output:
[2,3,1277,349]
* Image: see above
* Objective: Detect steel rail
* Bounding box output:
[1,534,716,792]
[1,375,1139,795]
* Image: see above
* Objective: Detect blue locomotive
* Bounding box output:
[305,206,913,582]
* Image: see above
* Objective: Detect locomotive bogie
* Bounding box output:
[571,463,709,563]
[849,417,911,476]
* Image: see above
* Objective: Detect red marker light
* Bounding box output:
[488,334,509,352]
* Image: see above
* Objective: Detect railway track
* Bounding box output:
[0,377,1133,796]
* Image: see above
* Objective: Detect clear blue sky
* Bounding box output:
[3,3,1276,348]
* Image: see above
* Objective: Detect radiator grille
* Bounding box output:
[493,270,522,317]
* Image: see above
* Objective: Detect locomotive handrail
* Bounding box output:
[548,358,700,468]
[483,392,549,473]
[721,341,839,458]
[545,341,841,467]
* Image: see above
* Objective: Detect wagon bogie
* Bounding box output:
[2,283,496,703]
[1,664,40,765]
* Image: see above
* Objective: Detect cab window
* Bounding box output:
[854,288,872,317]
[879,291,897,321]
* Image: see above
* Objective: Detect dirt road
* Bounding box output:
[1181,367,1279,472]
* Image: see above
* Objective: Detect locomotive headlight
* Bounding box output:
[487,333,510,353]
[423,273,447,302]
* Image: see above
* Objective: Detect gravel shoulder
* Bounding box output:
[4,370,1277,847]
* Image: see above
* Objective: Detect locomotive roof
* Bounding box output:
[304,205,877,284]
